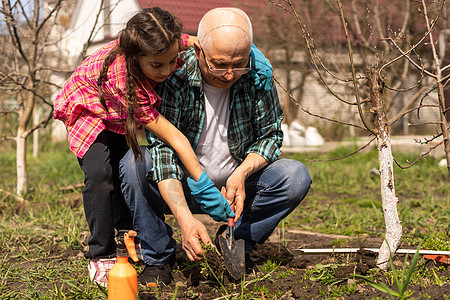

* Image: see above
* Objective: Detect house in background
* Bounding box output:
[135,0,261,34]
[53,0,442,144]
[61,0,262,65]
[59,0,140,66]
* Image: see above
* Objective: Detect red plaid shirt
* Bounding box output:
[54,39,163,158]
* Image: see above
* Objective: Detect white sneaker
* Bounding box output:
[88,257,116,287]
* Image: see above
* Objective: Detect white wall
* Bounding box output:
[60,0,141,65]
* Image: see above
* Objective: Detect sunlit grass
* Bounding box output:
[282,148,450,248]
[0,140,448,298]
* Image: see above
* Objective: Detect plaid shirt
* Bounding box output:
[53,36,189,158]
[148,47,284,182]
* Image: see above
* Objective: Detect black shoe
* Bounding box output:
[138,257,174,287]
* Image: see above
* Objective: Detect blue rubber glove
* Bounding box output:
[187,171,235,222]
[249,44,274,91]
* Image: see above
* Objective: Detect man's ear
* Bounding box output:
[193,41,201,60]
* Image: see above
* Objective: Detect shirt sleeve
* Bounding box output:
[246,80,284,163]
[146,80,186,183]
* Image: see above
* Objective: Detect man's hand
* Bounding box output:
[178,215,211,261]
[223,153,269,221]
[222,171,246,221]
[157,178,212,261]
[187,171,235,222]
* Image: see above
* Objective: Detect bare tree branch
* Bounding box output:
[337,0,375,135]
[307,136,377,162]
[394,141,443,169]
[409,121,443,126]
[269,0,359,106]
[0,70,53,106]
[36,0,63,34]
[388,87,434,125]
[273,76,368,131]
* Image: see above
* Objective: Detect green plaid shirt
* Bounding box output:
[146,47,284,182]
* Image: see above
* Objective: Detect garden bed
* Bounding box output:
[134,215,450,299]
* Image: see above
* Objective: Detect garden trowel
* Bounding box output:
[218,204,245,280]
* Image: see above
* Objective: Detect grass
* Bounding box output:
[282,146,450,247]
[0,140,449,298]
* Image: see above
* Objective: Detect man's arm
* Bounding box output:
[222,153,268,221]
[157,179,211,261]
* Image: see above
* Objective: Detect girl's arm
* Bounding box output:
[144,114,234,222]
[144,114,202,181]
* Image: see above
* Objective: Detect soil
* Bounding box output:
[133,215,450,299]
[8,194,448,299]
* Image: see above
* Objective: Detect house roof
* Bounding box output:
[136,0,264,34]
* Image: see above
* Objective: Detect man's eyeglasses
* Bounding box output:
[201,48,251,76]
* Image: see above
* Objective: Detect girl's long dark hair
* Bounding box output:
[97,7,182,159]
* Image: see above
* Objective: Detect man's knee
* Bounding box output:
[278,159,312,203]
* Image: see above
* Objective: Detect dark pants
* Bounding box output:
[77,130,133,259]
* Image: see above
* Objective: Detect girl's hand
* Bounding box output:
[187,171,235,222]
[249,44,273,91]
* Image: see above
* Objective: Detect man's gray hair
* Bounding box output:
[197,7,253,50]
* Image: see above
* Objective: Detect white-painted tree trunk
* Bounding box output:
[367,67,403,269]
[375,132,403,269]
[16,129,27,195]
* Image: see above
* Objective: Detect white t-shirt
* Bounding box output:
[196,82,239,188]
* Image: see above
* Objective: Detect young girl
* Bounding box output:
[53,7,231,287]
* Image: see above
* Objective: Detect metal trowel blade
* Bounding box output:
[218,235,245,280]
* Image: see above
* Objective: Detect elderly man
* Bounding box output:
[119,7,311,286]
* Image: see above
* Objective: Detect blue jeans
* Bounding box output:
[119,146,311,265]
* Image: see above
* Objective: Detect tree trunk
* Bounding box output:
[283,48,295,126]
[33,106,39,158]
[16,90,33,196]
[16,127,27,195]
[367,67,403,269]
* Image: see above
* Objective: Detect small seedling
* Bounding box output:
[278,269,296,278]
[309,263,347,285]
[259,260,280,273]
[352,239,425,299]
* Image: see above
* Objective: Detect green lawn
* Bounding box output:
[0,141,448,298]
[282,146,449,251]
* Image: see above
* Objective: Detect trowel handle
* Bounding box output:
[228,203,235,227]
